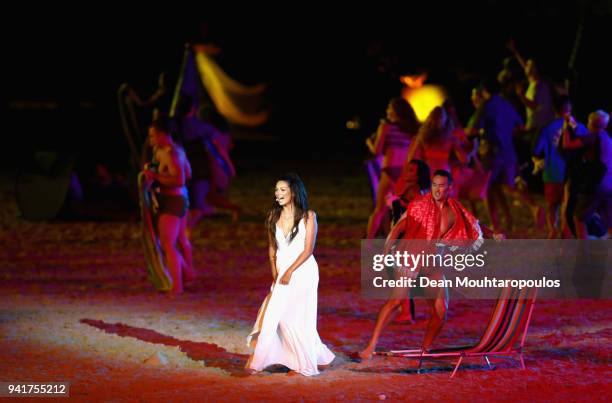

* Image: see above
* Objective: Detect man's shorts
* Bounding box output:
[157,193,189,218]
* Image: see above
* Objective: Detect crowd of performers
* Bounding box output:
[359,41,611,357]
[366,41,611,242]
[137,40,611,375]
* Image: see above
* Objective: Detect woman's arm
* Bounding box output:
[507,39,527,71]
[268,237,278,281]
[279,211,318,285]
[516,83,539,110]
[365,134,376,154]
[372,121,389,155]
[383,213,409,254]
[267,219,278,281]
[405,135,422,165]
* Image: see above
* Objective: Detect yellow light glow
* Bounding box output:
[400,73,428,89]
[402,85,447,122]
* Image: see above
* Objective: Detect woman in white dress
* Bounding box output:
[246,173,335,376]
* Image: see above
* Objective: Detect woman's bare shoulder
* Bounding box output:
[304,210,317,223]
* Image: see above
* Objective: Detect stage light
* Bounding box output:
[402,85,447,122]
[400,73,446,122]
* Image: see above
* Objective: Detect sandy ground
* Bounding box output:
[1,168,610,402]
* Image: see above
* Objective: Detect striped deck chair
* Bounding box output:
[375,286,537,378]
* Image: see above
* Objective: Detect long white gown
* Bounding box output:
[247,217,335,376]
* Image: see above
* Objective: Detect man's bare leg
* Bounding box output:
[178,214,197,281]
[485,188,501,232]
[574,216,588,240]
[545,201,560,239]
[208,192,242,222]
[187,209,204,239]
[159,214,184,294]
[497,187,514,231]
[423,284,448,351]
[358,299,402,360]
[422,296,447,351]
[367,174,393,238]
[560,183,574,238]
[395,299,415,322]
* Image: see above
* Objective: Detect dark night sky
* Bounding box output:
[6,3,612,168]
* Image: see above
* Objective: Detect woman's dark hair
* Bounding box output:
[410,159,431,191]
[418,106,453,144]
[266,173,309,248]
[389,97,419,134]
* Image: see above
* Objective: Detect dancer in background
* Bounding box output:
[143,117,196,294]
[366,98,419,238]
[532,95,588,238]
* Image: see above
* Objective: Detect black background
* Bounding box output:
[5,2,612,170]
